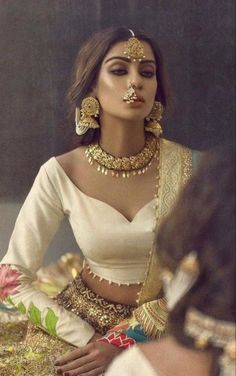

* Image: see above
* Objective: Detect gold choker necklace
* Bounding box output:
[85,134,159,178]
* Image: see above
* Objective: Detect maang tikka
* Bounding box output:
[75,96,100,136]
[123,29,146,61]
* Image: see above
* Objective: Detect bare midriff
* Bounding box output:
[81,267,142,307]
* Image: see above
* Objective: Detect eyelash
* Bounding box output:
[110,69,155,78]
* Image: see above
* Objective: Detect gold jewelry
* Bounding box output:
[123,81,138,103]
[85,134,159,178]
[75,96,100,135]
[56,274,134,335]
[145,101,164,137]
[123,29,146,61]
[185,307,236,376]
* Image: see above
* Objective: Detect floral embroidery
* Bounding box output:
[0,264,21,299]
[27,303,59,336]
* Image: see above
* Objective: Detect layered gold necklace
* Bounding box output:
[85,134,159,178]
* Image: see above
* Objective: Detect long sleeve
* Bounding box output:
[0,164,95,346]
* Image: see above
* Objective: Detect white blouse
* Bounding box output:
[1,157,156,346]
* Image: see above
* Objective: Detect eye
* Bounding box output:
[110,68,127,75]
[140,70,155,78]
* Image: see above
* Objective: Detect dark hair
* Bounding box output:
[67,26,170,145]
[156,145,235,374]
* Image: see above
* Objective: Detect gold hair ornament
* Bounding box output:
[85,134,159,178]
[185,307,236,376]
[75,96,100,135]
[160,251,199,311]
[123,29,146,61]
[145,101,164,137]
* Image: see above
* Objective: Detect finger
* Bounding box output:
[55,346,89,366]
[63,365,104,376]
[55,353,94,373]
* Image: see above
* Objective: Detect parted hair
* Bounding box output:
[156,145,235,373]
[67,26,170,145]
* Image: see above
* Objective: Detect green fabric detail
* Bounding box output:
[45,308,59,336]
[28,303,42,327]
[17,302,26,314]
[6,296,14,306]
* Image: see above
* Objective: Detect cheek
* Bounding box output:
[151,80,158,98]
[96,74,118,96]
[96,78,122,110]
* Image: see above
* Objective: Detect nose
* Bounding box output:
[128,70,143,90]
[129,79,142,90]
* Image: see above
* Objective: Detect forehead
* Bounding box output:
[103,40,156,62]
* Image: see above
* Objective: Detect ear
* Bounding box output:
[90,88,97,98]
[90,81,98,97]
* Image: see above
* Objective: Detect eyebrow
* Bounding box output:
[104,56,156,65]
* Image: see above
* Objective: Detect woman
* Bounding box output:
[0,27,193,375]
[107,145,236,376]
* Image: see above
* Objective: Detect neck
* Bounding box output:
[99,115,146,157]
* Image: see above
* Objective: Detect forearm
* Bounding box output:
[0,262,95,346]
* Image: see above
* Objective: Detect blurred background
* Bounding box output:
[0,0,235,262]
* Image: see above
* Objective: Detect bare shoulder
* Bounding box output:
[55,146,87,175]
[139,337,211,376]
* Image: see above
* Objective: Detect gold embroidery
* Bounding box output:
[56,274,134,334]
[134,298,168,338]
[0,321,73,376]
[138,139,193,306]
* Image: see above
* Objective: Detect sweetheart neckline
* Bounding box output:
[52,157,156,223]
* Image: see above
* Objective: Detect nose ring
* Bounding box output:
[123,81,138,103]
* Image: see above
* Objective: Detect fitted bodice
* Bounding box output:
[45,158,157,284]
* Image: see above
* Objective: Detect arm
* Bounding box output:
[0,163,95,346]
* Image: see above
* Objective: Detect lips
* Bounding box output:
[123,95,145,103]
[134,94,145,102]
[134,94,145,103]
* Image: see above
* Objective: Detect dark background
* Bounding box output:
[0,0,235,200]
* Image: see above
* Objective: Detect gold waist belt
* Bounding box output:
[56,274,135,334]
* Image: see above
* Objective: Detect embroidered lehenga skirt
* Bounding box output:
[0,253,134,376]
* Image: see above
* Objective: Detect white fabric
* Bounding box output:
[106,346,158,376]
[1,157,156,345]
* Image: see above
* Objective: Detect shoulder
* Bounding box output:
[160,138,203,172]
[160,138,192,154]
[55,146,87,177]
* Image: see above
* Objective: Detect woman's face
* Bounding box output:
[93,40,157,122]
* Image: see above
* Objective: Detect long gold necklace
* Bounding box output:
[85,134,159,178]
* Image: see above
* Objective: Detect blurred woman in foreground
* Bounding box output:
[107,145,236,376]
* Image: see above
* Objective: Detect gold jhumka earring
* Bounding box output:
[75,96,100,136]
[145,101,164,137]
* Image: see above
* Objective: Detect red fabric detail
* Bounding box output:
[97,331,136,349]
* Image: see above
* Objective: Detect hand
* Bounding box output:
[88,332,103,343]
[55,342,123,376]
